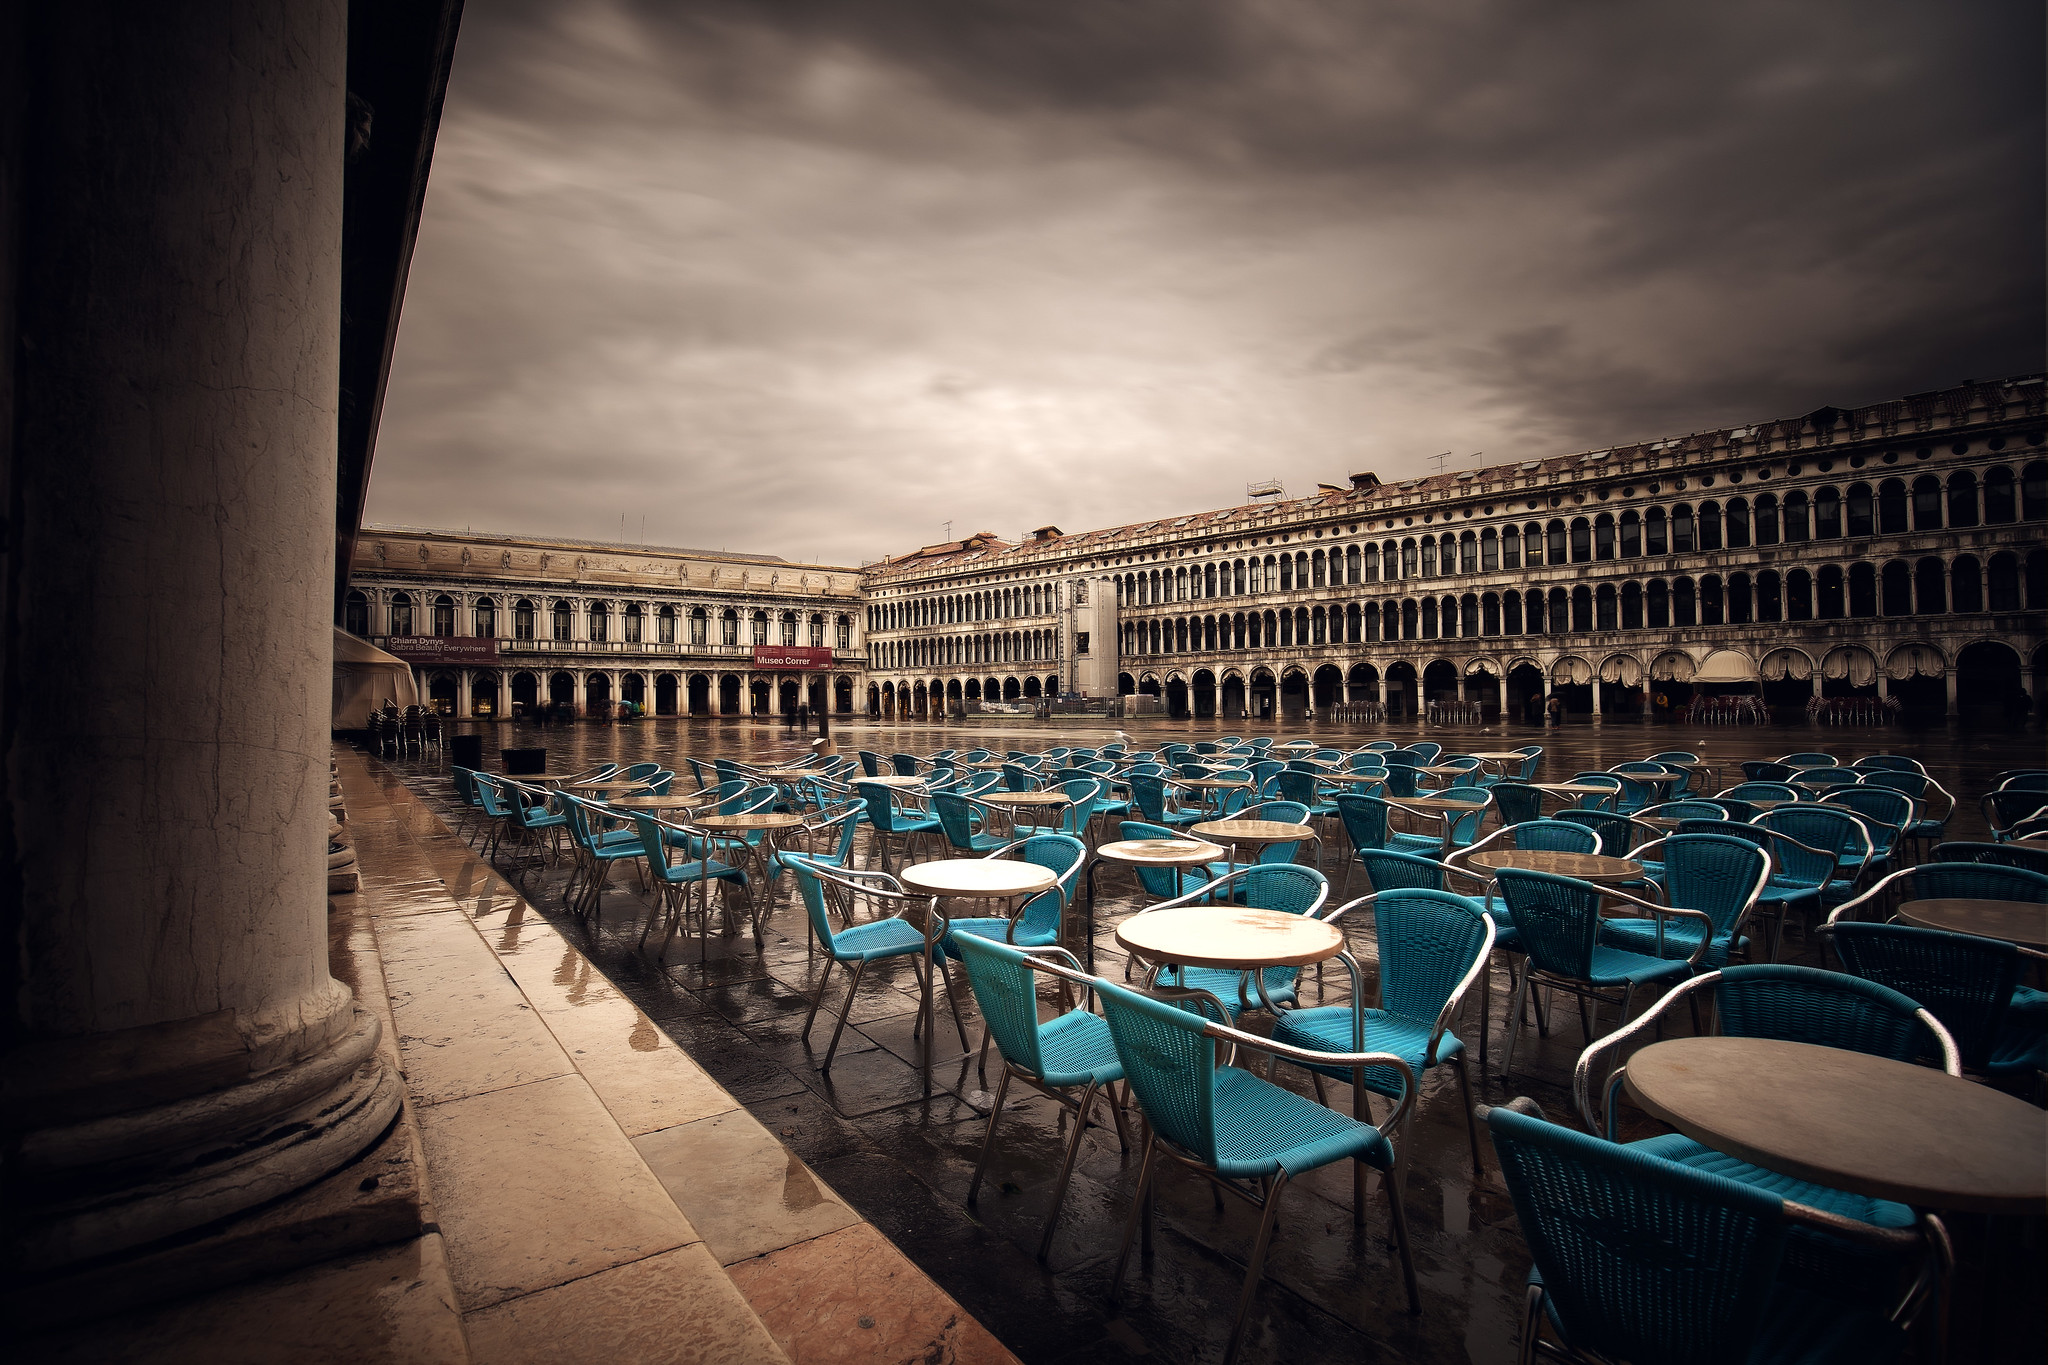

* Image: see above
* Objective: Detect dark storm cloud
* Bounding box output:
[369,0,2043,563]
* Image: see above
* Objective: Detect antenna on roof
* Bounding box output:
[943,520,953,540]
[1429,451,1483,477]
[1247,479,1284,502]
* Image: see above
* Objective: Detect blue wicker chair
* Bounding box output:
[1820,921,2047,1080]
[1141,864,1329,1019]
[1600,833,1769,970]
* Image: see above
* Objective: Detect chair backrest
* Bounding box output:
[1858,770,1930,802]
[949,933,1062,1078]
[472,774,513,818]
[1998,772,2048,791]
[933,792,985,851]
[856,751,883,777]
[1824,923,2024,1070]
[1654,834,1767,935]
[451,766,481,806]
[1095,977,1221,1166]
[1381,764,1422,798]
[1130,774,1175,824]
[1058,778,1105,828]
[1486,1106,1793,1365]
[1371,889,1491,1027]
[1800,768,1866,790]
[1002,763,1041,792]
[1758,805,1870,868]
[1983,788,2048,836]
[1647,751,1699,764]
[1436,787,1493,846]
[1676,819,1834,889]
[1234,862,1329,916]
[622,762,661,780]
[1853,754,1925,774]
[855,781,908,832]
[1778,752,1839,767]
[1897,862,2048,905]
[1333,793,1389,852]
[1551,809,1636,857]
[1933,841,2048,875]
[1491,782,1544,826]
[891,753,921,776]
[1236,801,1309,862]
[1640,800,1731,823]
[1356,848,1456,894]
[1721,782,1798,802]
[1510,820,1600,855]
[1710,963,1950,1063]
[999,833,1087,935]
[1273,770,1322,808]
[955,771,1002,796]
[1410,742,1443,762]
[631,812,678,872]
[1739,761,1796,784]
[1491,868,1606,978]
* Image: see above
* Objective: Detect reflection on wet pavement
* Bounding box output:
[375,713,2043,1364]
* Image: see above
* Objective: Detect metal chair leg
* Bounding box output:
[1501,967,1533,1079]
[800,957,836,1039]
[821,960,865,1070]
[1108,1134,1160,1303]
[965,1064,1012,1206]
[1455,1053,1484,1174]
[1038,1078,1099,1263]
[1384,1159,1422,1315]
[1223,1173,1291,1365]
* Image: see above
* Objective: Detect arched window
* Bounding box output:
[1817,566,1845,619]
[514,599,536,640]
[1727,572,1752,624]
[1548,520,1569,564]
[1401,539,1419,578]
[1698,501,1724,551]
[1400,599,1418,639]
[1786,569,1812,620]
[1620,580,1643,629]
[1911,476,1942,531]
[343,589,369,636]
[1815,486,1843,538]
[1524,522,1544,565]
[1950,556,1982,613]
[1595,583,1617,630]
[1461,593,1479,636]
[1755,570,1782,622]
[1280,555,1295,590]
[684,607,703,645]
[1420,596,1439,639]
[1362,543,1380,582]
[389,592,414,635]
[1724,498,1749,549]
[1420,539,1437,577]
[1502,524,1521,568]
[1880,561,1912,615]
[473,596,496,638]
[809,612,826,646]
[1310,551,1326,588]
[1525,588,1546,634]
[1699,574,1723,626]
[1900,559,1938,617]
[1482,592,1501,634]
[1457,532,1477,573]
[551,599,572,640]
[588,601,610,642]
[1752,495,1778,546]
[2029,549,2046,608]
[1503,590,1523,633]
[1877,480,1908,534]
[1845,484,1873,537]
[655,604,675,643]
[1781,490,1809,541]
[1593,514,1615,560]
[1645,506,1668,555]
[1481,529,1499,571]
[719,609,738,645]
[1571,517,1593,563]
[1619,511,1641,557]
[2023,461,2048,520]
[1647,578,1669,628]
[1983,467,2016,523]
[1848,563,1877,617]
[779,611,797,645]
[1672,576,1696,627]
[750,610,768,645]
[623,602,643,643]
[1946,471,1979,528]
[1987,552,2020,611]
[1672,504,1695,553]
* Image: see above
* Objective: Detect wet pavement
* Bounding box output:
[374,713,2043,1364]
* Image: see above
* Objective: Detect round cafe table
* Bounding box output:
[1624,1036,2047,1213]
[979,789,1071,833]
[692,811,805,946]
[899,858,1060,1086]
[1190,819,1313,871]
[859,774,929,789]
[1895,898,2048,949]
[1528,781,1612,798]
[1084,838,1226,970]
[1463,849,1643,883]
[604,793,710,812]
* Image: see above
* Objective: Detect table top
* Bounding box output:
[1116,906,1344,969]
[1634,815,1684,830]
[1180,776,1252,789]
[1392,795,1488,813]
[604,794,707,811]
[859,775,928,788]
[1625,1036,2048,1213]
[1419,764,1475,776]
[1470,751,1531,762]
[1191,819,1314,844]
[1464,850,1644,881]
[1094,838,1225,867]
[980,790,1072,806]
[693,811,806,831]
[1528,782,1612,796]
[1896,898,2048,948]
[899,859,1058,899]
[1273,740,1318,751]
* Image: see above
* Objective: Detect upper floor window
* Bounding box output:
[752,610,769,645]
[1816,487,1843,538]
[551,600,572,640]
[1846,483,1874,537]
[836,614,851,649]
[719,609,737,645]
[623,603,642,643]
[343,589,369,636]
[473,596,496,637]
[588,601,610,642]
[514,599,536,640]
[657,605,675,643]
[780,611,798,645]
[431,594,455,637]
[389,592,414,635]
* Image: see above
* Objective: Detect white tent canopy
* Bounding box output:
[333,627,418,729]
[1694,649,1758,684]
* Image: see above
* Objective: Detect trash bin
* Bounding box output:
[450,735,484,770]
[501,747,547,775]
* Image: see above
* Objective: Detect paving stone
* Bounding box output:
[635,1111,861,1266]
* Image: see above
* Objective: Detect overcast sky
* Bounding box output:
[368,0,2044,566]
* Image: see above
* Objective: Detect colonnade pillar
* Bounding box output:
[3,1,398,1277]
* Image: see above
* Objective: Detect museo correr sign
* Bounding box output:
[384,635,500,664]
[751,646,834,670]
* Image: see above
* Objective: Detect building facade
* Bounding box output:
[344,528,866,718]
[862,376,2048,722]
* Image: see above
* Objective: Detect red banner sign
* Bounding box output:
[385,635,500,664]
[751,646,833,671]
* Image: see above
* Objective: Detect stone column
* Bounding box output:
[3,1,397,1274]
[1943,667,1957,718]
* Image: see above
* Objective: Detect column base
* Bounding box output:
[4,1007,402,1275]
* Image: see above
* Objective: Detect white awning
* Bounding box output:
[1599,655,1644,686]
[1550,656,1592,686]
[1464,657,1498,677]
[1695,649,1758,684]
[1650,650,1697,683]
[1886,643,1945,681]
[1759,649,1813,682]
[1821,647,1878,687]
